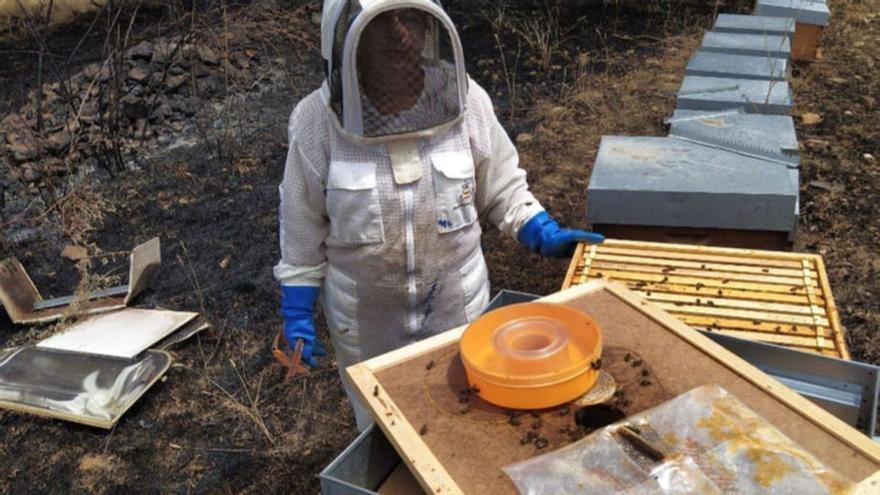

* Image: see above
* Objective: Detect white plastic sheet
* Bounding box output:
[503,385,855,494]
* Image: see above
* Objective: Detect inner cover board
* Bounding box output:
[348,281,880,494]
[37,308,198,359]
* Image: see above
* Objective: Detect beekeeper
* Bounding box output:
[274,0,604,430]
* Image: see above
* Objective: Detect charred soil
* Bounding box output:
[1,0,878,493]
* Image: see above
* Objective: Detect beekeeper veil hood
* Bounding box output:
[320,0,467,143]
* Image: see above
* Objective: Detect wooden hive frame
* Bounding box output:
[347,280,879,494]
[562,239,849,359]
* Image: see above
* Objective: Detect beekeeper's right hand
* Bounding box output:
[280,285,326,368]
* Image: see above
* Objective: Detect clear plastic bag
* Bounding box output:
[503,385,855,494]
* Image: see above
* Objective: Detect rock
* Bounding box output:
[83,63,101,79]
[46,130,71,154]
[197,75,223,95]
[516,133,534,144]
[219,256,230,269]
[150,102,174,123]
[21,165,43,183]
[127,65,149,82]
[864,153,875,163]
[7,134,39,163]
[134,119,148,139]
[231,52,251,70]
[127,41,153,61]
[197,46,220,66]
[79,101,99,124]
[192,62,210,78]
[829,77,846,85]
[804,138,829,151]
[164,74,188,92]
[577,52,590,68]
[809,180,833,192]
[147,72,164,87]
[62,244,89,262]
[169,65,186,76]
[152,39,176,64]
[120,94,149,119]
[157,134,171,145]
[170,98,196,117]
[311,11,321,25]
[801,112,822,125]
[176,55,192,69]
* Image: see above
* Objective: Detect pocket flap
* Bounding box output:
[327,161,377,190]
[431,150,475,179]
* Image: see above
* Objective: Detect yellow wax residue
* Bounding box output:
[696,397,857,492]
[662,432,680,447]
[697,406,793,488]
[815,472,858,495]
[746,448,794,488]
[698,118,728,129]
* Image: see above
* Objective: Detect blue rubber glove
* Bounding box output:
[280,285,326,368]
[517,211,605,258]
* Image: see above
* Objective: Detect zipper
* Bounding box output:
[404,186,418,333]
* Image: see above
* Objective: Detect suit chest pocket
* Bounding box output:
[431,150,478,234]
[326,161,384,244]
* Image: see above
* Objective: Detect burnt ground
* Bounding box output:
[0,0,878,493]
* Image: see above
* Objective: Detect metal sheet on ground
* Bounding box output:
[0,346,171,428]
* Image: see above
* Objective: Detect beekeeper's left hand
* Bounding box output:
[517,211,605,258]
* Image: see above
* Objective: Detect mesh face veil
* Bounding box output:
[320,0,467,143]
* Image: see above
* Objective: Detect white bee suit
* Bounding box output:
[274,0,544,430]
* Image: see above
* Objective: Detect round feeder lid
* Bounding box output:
[460,302,603,409]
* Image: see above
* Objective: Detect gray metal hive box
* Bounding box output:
[676,76,793,115]
[700,32,791,59]
[586,136,798,235]
[667,110,799,166]
[713,13,797,37]
[756,0,831,27]
[686,52,789,82]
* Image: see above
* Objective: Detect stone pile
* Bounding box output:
[1,36,259,182]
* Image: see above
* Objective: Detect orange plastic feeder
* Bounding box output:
[460,302,602,410]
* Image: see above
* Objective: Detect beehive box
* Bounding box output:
[586,136,799,241]
[685,52,789,81]
[755,0,830,61]
[562,239,849,359]
[676,76,793,115]
[347,281,880,494]
[712,13,796,38]
[700,31,792,59]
